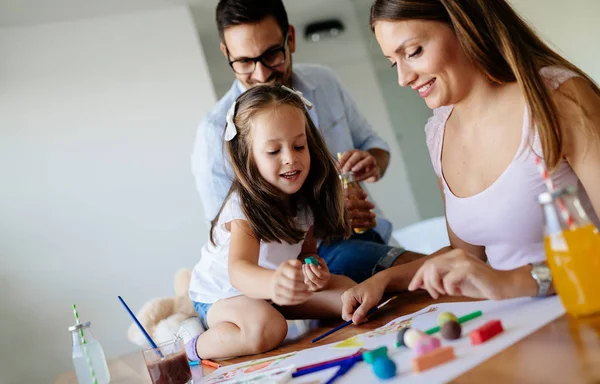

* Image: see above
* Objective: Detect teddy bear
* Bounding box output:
[127,268,199,347]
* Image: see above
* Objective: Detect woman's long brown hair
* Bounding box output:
[210,85,350,245]
[370,0,600,170]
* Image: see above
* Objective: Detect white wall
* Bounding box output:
[195,0,421,229]
[510,0,600,83]
[0,6,215,383]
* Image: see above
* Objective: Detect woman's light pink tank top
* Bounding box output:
[425,67,599,270]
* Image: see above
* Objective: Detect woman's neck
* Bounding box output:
[452,73,509,125]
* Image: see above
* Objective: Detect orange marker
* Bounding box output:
[202,359,222,369]
[411,346,455,373]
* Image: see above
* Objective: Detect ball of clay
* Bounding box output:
[438,312,458,326]
[372,357,397,379]
[414,336,441,356]
[397,327,410,347]
[404,328,426,349]
[441,320,462,340]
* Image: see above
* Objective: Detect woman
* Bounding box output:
[341,0,600,324]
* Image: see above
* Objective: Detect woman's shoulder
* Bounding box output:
[539,66,580,90]
[424,106,453,176]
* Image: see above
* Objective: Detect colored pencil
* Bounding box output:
[292,353,363,378]
[312,296,398,343]
[425,310,483,335]
[202,359,222,369]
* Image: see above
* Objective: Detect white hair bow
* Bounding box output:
[224,101,237,141]
[281,85,313,110]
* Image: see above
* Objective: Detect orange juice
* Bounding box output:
[339,170,376,234]
[545,224,600,317]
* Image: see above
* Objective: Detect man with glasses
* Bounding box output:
[192,0,417,285]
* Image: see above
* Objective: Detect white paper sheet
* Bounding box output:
[200,296,565,384]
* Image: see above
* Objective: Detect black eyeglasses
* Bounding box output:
[227,34,288,75]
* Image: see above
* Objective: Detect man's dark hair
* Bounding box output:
[216,0,289,42]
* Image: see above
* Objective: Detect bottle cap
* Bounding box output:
[68,321,91,332]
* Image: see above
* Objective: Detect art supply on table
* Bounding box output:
[403,328,426,349]
[440,320,462,340]
[312,296,398,343]
[201,359,222,369]
[372,357,397,380]
[143,338,192,384]
[362,346,388,364]
[438,312,458,326]
[363,346,397,380]
[117,295,163,358]
[411,346,456,373]
[69,305,110,384]
[396,326,411,348]
[539,185,600,317]
[293,351,363,374]
[425,310,482,335]
[414,336,441,356]
[293,353,363,378]
[470,320,504,345]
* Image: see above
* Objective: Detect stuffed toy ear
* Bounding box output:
[174,268,192,296]
[127,297,174,347]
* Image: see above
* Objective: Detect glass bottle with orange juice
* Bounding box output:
[339,170,376,234]
[539,186,600,317]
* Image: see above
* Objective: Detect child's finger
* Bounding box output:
[308,263,327,279]
[303,264,320,286]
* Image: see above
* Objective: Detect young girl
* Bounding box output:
[182,84,354,360]
[342,0,600,323]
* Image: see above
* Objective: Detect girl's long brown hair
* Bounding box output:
[210,85,350,245]
[370,0,600,170]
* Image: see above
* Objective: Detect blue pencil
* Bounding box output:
[118,295,163,358]
[292,354,363,378]
[311,296,397,343]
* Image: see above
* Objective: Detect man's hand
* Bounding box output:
[338,149,381,182]
[345,188,376,230]
[269,260,313,306]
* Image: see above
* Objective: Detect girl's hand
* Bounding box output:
[341,274,386,324]
[408,249,510,300]
[270,260,313,306]
[302,256,330,292]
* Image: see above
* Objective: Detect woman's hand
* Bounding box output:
[269,260,313,306]
[408,249,512,300]
[302,256,331,292]
[341,274,387,324]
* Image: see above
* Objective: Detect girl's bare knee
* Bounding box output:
[243,313,287,354]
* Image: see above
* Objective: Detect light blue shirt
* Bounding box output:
[191,63,392,242]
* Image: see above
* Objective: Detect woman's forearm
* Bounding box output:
[378,246,453,291]
[229,260,275,300]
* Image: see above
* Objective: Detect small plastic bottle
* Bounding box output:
[69,321,111,384]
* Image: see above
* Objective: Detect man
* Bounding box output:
[192,0,417,284]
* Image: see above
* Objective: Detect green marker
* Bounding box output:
[425,310,482,335]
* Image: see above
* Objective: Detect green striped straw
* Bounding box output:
[72,304,99,384]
